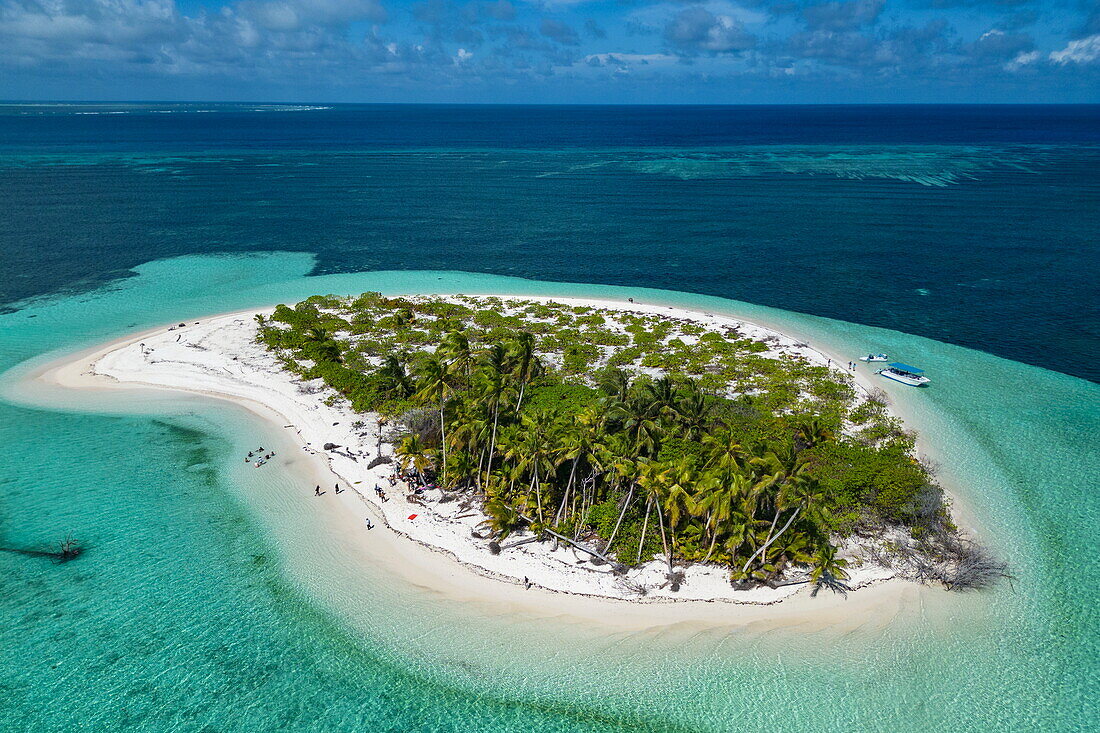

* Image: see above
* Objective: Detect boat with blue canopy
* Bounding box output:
[877,362,930,386]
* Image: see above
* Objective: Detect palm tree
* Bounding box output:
[478,496,522,541]
[637,461,675,579]
[809,543,850,596]
[643,376,680,426]
[377,354,414,399]
[605,457,640,554]
[509,331,538,412]
[694,472,750,562]
[511,411,558,524]
[305,326,342,363]
[721,495,759,565]
[612,394,662,457]
[661,456,697,552]
[740,475,827,578]
[440,330,472,383]
[395,434,431,481]
[597,367,631,403]
[445,449,478,489]
[677,379,711,439]
[794,416,835,453]
[474,344,514,483]
[414,351,455,486]
[570,406,609,527]
[447,404,489,486]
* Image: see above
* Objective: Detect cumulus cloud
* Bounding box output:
[966,28,1034,61]
[1004,48,1039,70]
[1050,33,1100,64]
[663,6,755,54]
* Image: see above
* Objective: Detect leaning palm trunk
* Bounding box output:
[439,399,447,487]
[605,484,635,552]
[751,504,782,568]
[636,497,652,564]
[550,458,580,551]
[654,499,675,578]
[487,407,500,487]
[554,455,581,525]
[740,506,801,577]
[703,517,719,563]
[515,380,527,415]
[530,470,544,524]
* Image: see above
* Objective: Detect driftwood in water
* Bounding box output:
[0,534,83,563]
[916,538,1013,591]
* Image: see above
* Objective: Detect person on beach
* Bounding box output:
[315,486,322,496]
[524,576,531,590]
[365,518,374,530]
[335,486,344,494]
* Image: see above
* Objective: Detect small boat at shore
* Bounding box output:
[877,363,930,387]
[860,353,889,362]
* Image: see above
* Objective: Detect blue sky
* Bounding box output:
[1,0,1098,102]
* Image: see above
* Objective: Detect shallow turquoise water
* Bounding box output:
[1,253,1097,731]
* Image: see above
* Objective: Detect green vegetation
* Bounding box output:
[257,293,959,592]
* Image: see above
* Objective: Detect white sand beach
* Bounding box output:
[17,294,954,631]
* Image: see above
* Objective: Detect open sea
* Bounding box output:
[0,105,1098,731]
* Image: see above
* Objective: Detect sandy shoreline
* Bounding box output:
[8,294,952,631]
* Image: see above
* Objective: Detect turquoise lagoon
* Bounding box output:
[1,252,1097,731]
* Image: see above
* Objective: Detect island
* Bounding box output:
[84,292,1007,604]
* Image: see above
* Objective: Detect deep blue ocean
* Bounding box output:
[1,105,1098,732]
[1,104,1097,380]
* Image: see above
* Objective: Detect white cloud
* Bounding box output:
[584,52,674,65]
[1049,34,1100,65]
[1004,49,1039,71]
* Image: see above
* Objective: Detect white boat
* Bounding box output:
[859,353,889,362]
[877,363,930,387]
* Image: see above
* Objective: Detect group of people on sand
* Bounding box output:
[314,483,343,496]
[846,361,859,371]
[310,483,377,531]
[246,447,275,467]
[391,470,436,495]
[374,484,389,503]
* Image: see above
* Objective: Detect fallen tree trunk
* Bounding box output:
[499,536,542,551]
[517,512,624,572]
